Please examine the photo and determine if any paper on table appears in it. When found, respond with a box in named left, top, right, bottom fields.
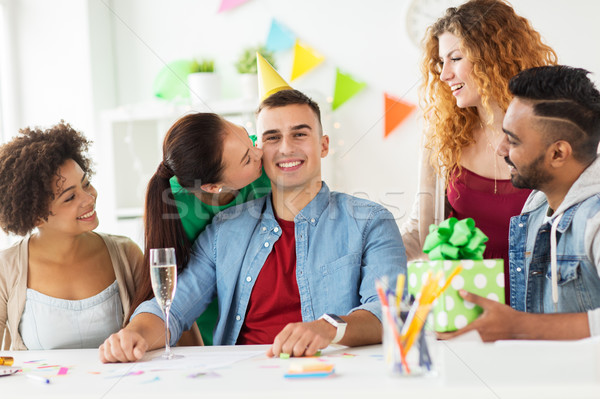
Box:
left=124, top=350, right=264, bottom=372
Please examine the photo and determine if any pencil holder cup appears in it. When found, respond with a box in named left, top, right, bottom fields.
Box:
left=381, top=304, right=434, bottom=377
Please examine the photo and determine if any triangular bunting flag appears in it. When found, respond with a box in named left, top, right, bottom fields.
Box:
left=218, top=0, right=250, bottom=12
left=384, top=93, right=416, bottom=138
left=332, top=69, right=367, bottom=111
left=257, top=53, right=292, bottom=101
left=265, top=19, right=296, bottom=52
left=290, top=40, right=325, bottom=81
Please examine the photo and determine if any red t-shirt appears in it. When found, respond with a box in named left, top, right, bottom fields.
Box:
left=447, top=167, right=531, bottom=304
left=236, top=216, right=302, bottom=345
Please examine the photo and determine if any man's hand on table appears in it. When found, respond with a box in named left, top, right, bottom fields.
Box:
left=266, top=319, right=334, bottom=358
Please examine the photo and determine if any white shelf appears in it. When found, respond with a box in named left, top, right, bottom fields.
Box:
left=103, top=97, right=258, bottom=123
left=98, top=99, right=259, bottom=234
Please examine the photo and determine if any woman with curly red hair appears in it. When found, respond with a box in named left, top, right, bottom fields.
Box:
left=400, top=0, right=557, bottom=301
left=0, top=122, right=143, bottom=350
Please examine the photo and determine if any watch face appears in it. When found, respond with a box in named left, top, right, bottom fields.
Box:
left=405, top=0, right=464, bottom=47
left=327, top=314, right=346, bottom=325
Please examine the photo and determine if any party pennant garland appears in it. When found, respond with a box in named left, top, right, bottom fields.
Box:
left=218, top=0, right=251, bottom=12
left=265, top=19, right=296, bottom=52
left=290, top=40, right=325, bottom=81
left=332, top=68, right=367, bottom=110
left=384, top=93, right=416, bottom=138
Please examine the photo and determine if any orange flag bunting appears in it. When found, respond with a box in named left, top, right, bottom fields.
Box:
left=290, top=40, right=325, bottom=81
left=384, top=93, right=416, bottom=138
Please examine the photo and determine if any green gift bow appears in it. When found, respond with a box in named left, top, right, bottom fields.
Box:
left=422, top=217, right=488, bottom=260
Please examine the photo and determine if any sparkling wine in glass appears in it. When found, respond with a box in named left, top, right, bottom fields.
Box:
left=149, top=247, right=182, bottom=360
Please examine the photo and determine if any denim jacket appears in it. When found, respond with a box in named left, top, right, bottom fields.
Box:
left=509, top=157, right=600, bottom=335
left=135, top=182, right=407, bottom=345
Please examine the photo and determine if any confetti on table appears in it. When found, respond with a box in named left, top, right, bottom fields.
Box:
left=279, top=353, right=290, bottom=359
left=57, top=367, right=69, bottom=375
left=187, top=371, right=220, bottom=378
left=342, top=353, right=356, bottom=358
left=142, top=376, right=160, bottom=384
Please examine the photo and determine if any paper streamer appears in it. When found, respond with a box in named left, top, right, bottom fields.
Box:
left=332, top=68, right=367, bottom=110
left=290, top=40, right=325, bottom=81
left=384, top=93, right=416, bottom=138
left=265, top=19, right=296, bottom=52
left=217, top=0, right=250, bottom=12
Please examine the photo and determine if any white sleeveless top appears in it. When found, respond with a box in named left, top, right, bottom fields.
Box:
left=18, top=280, right=123, bottom=349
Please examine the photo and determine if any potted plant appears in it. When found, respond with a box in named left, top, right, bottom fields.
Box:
left=235, top=46, right=276, bottom=99
left=187, top=58, right=220, bottom=105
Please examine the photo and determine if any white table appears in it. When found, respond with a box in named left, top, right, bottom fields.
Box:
left=1, top=340, right=599, bottom=398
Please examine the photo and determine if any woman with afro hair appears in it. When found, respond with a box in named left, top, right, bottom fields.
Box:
left=400, top=0, right=557, bottom=303
left=0, top=122, right=143, bottom=350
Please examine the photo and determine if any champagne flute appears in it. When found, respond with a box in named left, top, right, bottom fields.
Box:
left=149, top=247, right=182, bottom=360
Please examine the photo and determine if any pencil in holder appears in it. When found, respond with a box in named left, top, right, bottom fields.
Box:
left=381, top=302, right=434, bottom=376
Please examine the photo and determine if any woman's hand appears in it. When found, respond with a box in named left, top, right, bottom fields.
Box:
left=99, top=328, right=149, bottom=363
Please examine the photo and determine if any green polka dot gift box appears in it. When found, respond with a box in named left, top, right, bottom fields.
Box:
left=407, top=259, right=505, bottom=332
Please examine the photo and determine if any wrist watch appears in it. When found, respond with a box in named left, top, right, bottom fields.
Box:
left=319, top=313, right=347, bottom=344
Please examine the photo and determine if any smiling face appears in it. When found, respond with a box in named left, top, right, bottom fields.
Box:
left=218, top=120, right=263, bottom=190
left=257, top=104, right=329, bottom=192
left=38, top=159, right=99, bottom=235
left=438, top=32, right=480, bottom=109
left=499, top=98, right=553, bottom=190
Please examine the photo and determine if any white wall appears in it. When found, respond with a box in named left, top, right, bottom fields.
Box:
left=13, top=0, right=94, bottom=133
left=7, top=0, right=600, bottom=241
left=104, top=0, right=600, bottom=225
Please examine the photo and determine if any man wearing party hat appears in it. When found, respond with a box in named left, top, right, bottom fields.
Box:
left=100, top=55, right=406, bottom=362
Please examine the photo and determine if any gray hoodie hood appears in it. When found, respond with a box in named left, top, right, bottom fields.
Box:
left=521, top=155, right=600, bottom=217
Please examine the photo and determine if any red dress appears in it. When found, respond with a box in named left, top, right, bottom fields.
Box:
left=447, top=168, right=531, bottom=304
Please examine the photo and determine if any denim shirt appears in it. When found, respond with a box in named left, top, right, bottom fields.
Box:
left=135, top=182, right=407, bottom=345
left=509, top=163, right=600, bottom=315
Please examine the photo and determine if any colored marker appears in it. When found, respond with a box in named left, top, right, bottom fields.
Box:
left=26, top=374, right=50, bottom=384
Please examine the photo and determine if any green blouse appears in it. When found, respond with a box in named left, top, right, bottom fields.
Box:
left=169, top=170, right=271, bottom=345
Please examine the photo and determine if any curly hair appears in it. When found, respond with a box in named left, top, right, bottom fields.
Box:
left=420, top=0, right=557, bottom=184
left=0, top=121, right=94, bottom=236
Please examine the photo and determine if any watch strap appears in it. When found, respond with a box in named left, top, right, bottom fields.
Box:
left=319, top=313, right=347, bottom=344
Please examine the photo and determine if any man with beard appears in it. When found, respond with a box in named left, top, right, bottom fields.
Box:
left=439, top=65, right=600, bottom=341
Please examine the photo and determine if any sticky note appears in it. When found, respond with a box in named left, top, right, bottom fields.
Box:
left=288, top=362, right=334, bottom=374
left=284, top=371, right=334, bottom=379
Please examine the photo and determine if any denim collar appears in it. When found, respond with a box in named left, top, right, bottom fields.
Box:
left=262, top=182, right=330, bottom=228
